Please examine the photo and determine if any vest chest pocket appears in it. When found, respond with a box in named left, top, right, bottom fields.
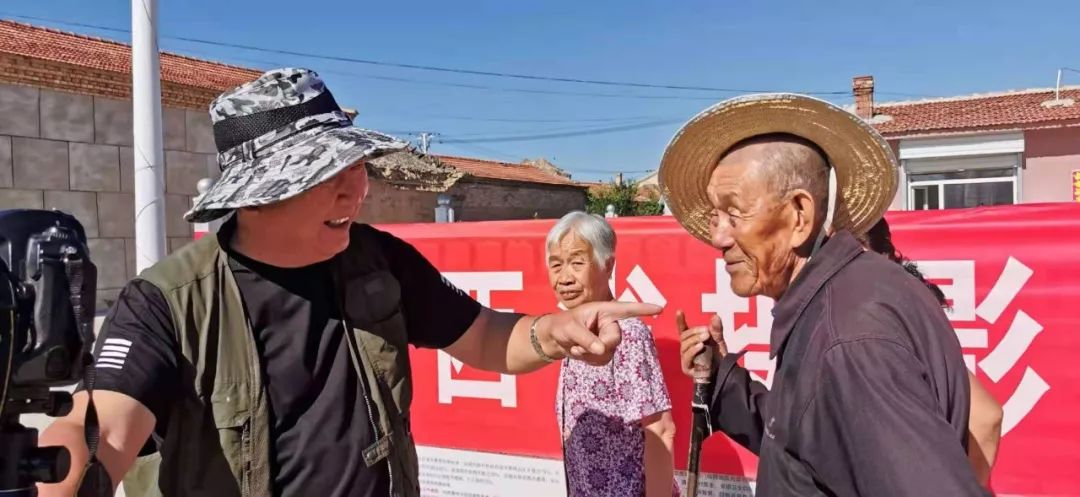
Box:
left=210, top=383, right=253, bottom=493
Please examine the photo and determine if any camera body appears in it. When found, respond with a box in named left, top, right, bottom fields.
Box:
left=0, top=209, right=98, bottom=495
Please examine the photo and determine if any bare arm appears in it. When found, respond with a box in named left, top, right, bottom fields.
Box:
left=387, top=229, right=663, bottom=371
left=642, top=411, right=676, bottom=497
left=966, top=371, right=1003, bottom=487
left=444, top=302, right=662, bottom=374
left=443, top=308, right=543, bottom=374
left=36, top=390, right=156, bottom=496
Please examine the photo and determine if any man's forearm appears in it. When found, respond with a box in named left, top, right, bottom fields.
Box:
left=445, top=309, right=564, bottom=375
left=447, top=302, right=651, bottom=374
left=36, top=390, right=155, bottom=496
left=37, top=418, right=92, bottom=496
left=496, top=311, right=561, bottom=374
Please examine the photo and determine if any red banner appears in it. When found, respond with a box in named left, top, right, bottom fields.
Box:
left=381, top=203, right=1080, bottom=497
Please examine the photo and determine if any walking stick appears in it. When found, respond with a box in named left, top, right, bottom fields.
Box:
left=678, top=312, right=715, bottom=497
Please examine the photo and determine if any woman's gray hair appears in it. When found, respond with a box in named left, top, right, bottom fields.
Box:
left=545, top=211, right=616, bottom=266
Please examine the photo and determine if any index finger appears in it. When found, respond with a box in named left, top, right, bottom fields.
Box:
left=562, top=321, right=607, bottom=355
left=597, top=301, right=663, bottom=320
left=675, top=310, right=689, bottom=332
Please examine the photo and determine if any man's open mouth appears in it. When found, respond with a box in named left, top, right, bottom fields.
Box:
left=324, top=217, right=351, bottom=228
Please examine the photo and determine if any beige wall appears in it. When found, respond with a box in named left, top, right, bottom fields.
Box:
left=1023, top=127, right=1080, bottom=203
left=885, top=128, right=1080, bottom=210
left=0, top=83, right=216, bottom=308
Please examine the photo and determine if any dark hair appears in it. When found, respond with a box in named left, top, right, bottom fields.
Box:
left=864, top=218, right=949, bottom=309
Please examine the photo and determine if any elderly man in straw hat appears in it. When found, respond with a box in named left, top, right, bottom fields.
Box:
left=37, top=67, right=660, bottom=497
left=664, top=94, right=990, bottom=497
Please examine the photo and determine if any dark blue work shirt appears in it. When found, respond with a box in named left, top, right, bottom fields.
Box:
left=708, top=232, right=989, bottom=497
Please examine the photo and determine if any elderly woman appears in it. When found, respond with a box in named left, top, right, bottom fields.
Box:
left=546, top=211, right=679, bottom=497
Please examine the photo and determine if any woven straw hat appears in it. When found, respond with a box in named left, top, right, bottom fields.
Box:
left=658, top=93, right=899, bottom=245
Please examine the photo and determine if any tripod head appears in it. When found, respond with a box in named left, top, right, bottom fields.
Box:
left=0, top=209, right=97, bottom=496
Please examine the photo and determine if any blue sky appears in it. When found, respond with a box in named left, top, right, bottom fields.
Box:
left=4, top=0, right=1079, bottom=181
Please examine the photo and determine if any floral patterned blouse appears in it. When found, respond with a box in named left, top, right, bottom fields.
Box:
left=555, top=317, right=680, bottom=497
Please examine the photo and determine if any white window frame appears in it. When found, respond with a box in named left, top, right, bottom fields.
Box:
left=907, top=175, right=1017, bottom=210
left=898, top=132, right=1025, bottom=210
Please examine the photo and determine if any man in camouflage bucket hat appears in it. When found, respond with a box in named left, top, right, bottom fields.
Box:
left=39, top=67, right=661, bottom=497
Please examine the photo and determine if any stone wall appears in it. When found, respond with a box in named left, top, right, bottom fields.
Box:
left=0, top=82, right=216, bottom=307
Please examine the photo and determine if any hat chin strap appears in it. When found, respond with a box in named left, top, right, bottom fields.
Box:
left=811, top=167, right=838, bottom=257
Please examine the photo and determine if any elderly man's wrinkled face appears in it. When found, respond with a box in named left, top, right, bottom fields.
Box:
left=547, top=232, right=612, bottom=310
left=707, top=143, right=814, bottom=299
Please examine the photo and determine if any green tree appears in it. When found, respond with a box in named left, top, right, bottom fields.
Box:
left=586, top=181, right=663, bottom=217
left=634, top=197, right=664, bottom=216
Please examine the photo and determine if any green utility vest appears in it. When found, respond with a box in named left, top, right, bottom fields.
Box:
left=120, top=223, right=420, bottom=497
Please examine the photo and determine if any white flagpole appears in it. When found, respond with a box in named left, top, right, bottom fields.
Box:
left=131, top=0, right=167, bottom=272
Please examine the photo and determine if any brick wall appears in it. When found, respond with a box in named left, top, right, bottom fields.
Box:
left=0, top=82, right=217, bottom=308
left=448, top=180, right=587, bottom=221
left=357, top=178, right=587, bottom=225
left=356, top=177, right=440, bottom=224
left=0, top=53, right=224, bottom=111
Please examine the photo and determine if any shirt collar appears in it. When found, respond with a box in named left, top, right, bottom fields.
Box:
left=768, top=231, right=864, bottom=359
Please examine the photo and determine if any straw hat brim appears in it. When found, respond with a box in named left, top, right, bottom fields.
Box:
left=658, top=93, right=899, bottom=246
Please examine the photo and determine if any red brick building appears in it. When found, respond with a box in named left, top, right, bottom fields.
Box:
left=432, top=154, right=586, bottom=221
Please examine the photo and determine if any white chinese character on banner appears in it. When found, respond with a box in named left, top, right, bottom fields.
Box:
left=609, top=262, right=667, bottom=307
left=915, top=261, right=987, bottom=371
left=436, top=272, right=522, bottom=408
left=701, top=259, right=777, bottom=388
left=698, top=256, right=1049, bottom=434
left=917, top=257, right=1048, bottom=435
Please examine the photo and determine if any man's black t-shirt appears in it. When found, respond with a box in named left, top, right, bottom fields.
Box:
left=85, top=225, right=482, bottom=497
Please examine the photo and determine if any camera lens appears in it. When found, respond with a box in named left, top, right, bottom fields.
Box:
left=48, top=391, right=74, bottom=418
left=21, top=445, right=71, bottom=484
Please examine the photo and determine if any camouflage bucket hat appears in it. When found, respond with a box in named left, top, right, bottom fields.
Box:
left=184, top=67, right=409, bottom=223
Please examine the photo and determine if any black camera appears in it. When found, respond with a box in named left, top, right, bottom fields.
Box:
left=0, top=209, right=98, bottom=496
